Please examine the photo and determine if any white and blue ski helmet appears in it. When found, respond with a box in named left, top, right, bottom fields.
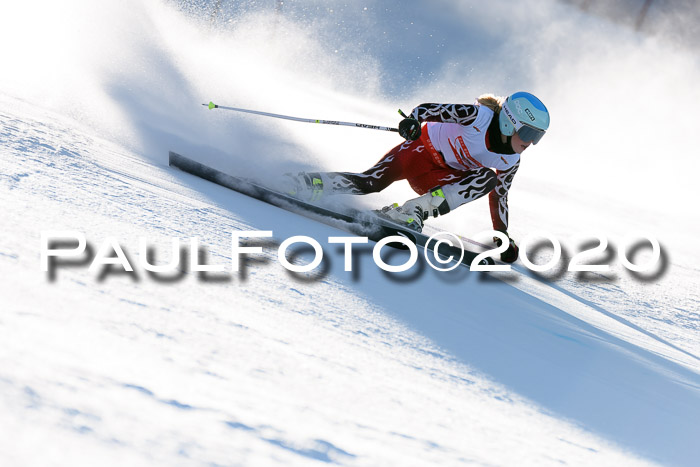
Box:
left=499, top=92, right=550, bottom=144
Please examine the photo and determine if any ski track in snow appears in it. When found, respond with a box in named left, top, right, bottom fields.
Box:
left=3, top=94, right=700, bottom=466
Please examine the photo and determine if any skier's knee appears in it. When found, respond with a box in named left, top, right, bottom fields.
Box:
left=442, top=168, right=498, bottom=206
left=483, top=169, right=498, bottom=192
left=352, top=174, right=388, bottom=194
left=359, top=182, right=385, bottom=194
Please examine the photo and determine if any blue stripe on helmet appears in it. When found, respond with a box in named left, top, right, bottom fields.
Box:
left=510, top=92, right=547, bottom=111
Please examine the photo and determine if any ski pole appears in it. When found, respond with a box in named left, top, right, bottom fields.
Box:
left=203, top=101, right=399, bottom=133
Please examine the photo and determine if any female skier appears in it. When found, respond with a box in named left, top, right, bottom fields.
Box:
left=285, top=92, right=550, bottom=263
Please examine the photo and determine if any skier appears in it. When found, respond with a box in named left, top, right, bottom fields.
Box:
left=284, top=92, right=550, bottom=263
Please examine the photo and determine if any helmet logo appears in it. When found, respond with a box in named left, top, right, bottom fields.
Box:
left=514, top=100, right=524, bottom=114
left=503, top=103, right=518, bottom=126
left=525, top=108, right=536, bottom=121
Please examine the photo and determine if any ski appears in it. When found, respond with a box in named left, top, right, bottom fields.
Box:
left=168, top=151, right=494, bottom=267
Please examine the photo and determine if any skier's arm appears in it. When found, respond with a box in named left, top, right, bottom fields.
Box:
left=410, top=103, right=479, bottom=126
left=488, top=160, right=520, bottom=233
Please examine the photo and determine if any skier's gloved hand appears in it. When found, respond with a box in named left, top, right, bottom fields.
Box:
left=398, top=118, right=421, bottom=141
left=494, top=233, right=519, bottom=263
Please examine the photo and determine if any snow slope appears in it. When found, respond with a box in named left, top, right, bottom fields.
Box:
left=2, top=0, right=700, bottom=465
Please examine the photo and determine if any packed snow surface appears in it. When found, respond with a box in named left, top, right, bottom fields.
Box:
left=1, top=1, right=699, bottom=465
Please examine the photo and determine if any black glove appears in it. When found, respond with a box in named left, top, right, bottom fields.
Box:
left=494, top=233, right=519, bottom=264
left=398, top=118, right=421, bottom=141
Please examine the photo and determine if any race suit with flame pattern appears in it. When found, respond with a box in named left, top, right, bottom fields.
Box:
left=319, top=102, right=520, bottom=232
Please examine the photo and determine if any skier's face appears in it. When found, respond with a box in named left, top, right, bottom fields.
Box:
left=511, top=132, right=532, bottom=154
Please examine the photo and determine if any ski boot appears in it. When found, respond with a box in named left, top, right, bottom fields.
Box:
left=281, top=172, right=325, bottom=202
left=378, top=186, right=450, bottom=232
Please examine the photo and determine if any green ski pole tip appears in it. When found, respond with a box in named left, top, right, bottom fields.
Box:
left=208, top=101, right=216, bottom=110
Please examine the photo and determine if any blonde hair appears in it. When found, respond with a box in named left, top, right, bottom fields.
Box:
left=476, top=94, right=505, bottom=114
